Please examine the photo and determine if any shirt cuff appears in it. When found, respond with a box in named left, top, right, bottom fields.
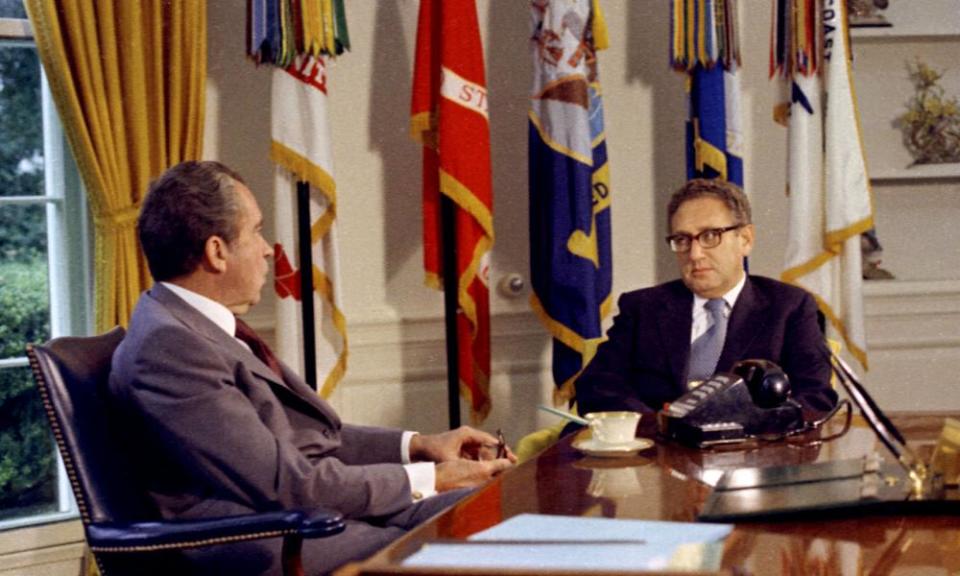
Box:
left=401, top=430, right=417, bottom=464
left=404, top=462, right=437, bottom=501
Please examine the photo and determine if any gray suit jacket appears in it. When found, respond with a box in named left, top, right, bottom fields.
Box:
left=109, top=284, right=413, bottom=522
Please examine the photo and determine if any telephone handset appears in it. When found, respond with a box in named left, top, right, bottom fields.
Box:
left=734, top=358, right=793, bottom=408
left=658, top=359, right=806, bottom=447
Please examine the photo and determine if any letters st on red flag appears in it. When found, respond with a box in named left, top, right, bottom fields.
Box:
left=410, top=0, right=494, bottom=422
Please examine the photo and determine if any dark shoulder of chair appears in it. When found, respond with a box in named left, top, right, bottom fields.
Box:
left=27, top=327, right=344, bottom=576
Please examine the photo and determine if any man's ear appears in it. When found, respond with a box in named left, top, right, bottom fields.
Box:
left=739, top=224, right=755, bottom=257
left=203, top=235, right=229, bottom=273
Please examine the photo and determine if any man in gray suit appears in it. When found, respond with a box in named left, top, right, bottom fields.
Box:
left=110, top=161, right=514, bottom=575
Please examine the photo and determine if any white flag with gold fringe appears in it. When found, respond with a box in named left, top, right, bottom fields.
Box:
left=271, top=54, right=347, bottom=398
left=780, top=0, right=874, bottom=372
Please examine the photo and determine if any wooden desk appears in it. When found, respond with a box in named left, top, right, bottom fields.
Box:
left=344, top=413, right=960, bottom=575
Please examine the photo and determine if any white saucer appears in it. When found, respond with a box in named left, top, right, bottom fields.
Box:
left=572, top=437, right=654, bottom=458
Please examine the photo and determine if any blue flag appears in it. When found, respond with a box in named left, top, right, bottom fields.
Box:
left=529, top=0, right=612, bottom=405
left=686, top=64, right=744, bottom=186
left=671, top=0, right=744, bottom=185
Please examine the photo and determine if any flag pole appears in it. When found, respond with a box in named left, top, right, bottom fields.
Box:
left=440, top=194, right=461, bottom=429
left=297, top=180, right=318, bottom=390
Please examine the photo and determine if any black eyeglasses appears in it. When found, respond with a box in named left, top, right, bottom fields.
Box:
left=666, top=224, right=744, bottom=253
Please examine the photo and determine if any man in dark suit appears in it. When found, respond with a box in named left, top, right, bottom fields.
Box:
left=110, top=161, right=514, bottom=575
left=576, top=178, right=837, bottom=418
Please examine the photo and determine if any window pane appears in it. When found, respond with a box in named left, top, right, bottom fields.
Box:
left=0, top=364, right=59, bottom=522
left=0, top=203, right=50, bottom=358
left=0, top=202, right=47, bottom=264
left=0, top=43, right=43, bottom=198
left=0, top=202, right=53, bottom=521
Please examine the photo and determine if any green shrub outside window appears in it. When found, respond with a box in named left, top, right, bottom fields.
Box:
left=0, top=4, right=60, bottom=522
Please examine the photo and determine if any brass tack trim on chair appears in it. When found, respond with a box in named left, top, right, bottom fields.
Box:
left=26, top=344, right=93, bottom=524
left=88, top=529, right=300, bottom=553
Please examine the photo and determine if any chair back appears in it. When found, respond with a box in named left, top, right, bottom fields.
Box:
left=27, top=327, right=154, bottom=525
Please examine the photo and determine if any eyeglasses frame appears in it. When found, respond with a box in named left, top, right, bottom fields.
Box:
left=665, top=224, right=745, bottom=253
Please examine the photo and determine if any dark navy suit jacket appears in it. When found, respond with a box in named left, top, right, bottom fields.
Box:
left=575, top=276, right=837, bottom=417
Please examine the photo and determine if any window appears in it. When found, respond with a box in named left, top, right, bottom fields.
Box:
left=0, top=4, right=92, bottom=530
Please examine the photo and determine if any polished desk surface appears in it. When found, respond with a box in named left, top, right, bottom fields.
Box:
left=343, top=413, right=960, bottom=575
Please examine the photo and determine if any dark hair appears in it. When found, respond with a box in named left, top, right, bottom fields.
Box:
left=138, top=161, right=246, bottom=281
left=666, top=178, right=752, bottom=230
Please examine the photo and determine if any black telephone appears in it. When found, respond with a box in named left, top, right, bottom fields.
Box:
left=658, top=359, right=806, bottom=447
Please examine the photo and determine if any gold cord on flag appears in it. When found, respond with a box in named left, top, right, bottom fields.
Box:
left=248, top=0, right=350, bottom=65
left=770, top=0, right=823, bottom=78
left=671, top=0, right=740, bottom=71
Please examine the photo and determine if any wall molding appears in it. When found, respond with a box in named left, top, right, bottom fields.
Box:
left=864, top=279, right=960, bottom=350
left=342, top=310, right=550, bottom=388
left=258, top=280, right=960, bottom=381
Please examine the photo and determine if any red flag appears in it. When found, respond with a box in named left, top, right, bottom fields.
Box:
left=410, top=0, right=493, bottom=423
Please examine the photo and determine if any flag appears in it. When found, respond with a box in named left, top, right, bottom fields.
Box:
left=249, top=1, right=351, bottom=397
left=528, top=0, right=612, bottom=405
left=270, top=54, right=348, bottom=398
left=777, top=0, right=874, bottom=371
left=671, top=0, right=744, bottom=186
left=410, top=0, right=494, bottom=423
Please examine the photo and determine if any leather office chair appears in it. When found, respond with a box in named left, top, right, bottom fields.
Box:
left=27, top=327, right=345, bottom=576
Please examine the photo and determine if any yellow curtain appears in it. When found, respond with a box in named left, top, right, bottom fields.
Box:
left=25, top=0, right=206, bottom=331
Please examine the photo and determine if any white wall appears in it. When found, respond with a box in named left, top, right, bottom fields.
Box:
left=202, top=1, right=960, bottom=443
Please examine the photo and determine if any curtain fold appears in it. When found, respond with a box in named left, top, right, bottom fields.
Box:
left=26, top=0, right=207, bottom=331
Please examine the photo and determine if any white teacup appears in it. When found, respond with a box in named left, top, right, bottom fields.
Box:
left=584, top=411, right=641, bottom=445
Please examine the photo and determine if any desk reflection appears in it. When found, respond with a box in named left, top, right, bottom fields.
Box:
left=344, top=412, right=960, bottom=576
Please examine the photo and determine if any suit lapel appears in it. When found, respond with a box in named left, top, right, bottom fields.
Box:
left=148, top=284, right=337, bottom=422
left=150, top=285, right=283, bottom=384
left=658, top=283, right=694, bottom=393
left=719, top=277, right=768, bottom=369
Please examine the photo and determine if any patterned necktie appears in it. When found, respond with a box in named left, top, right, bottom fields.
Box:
left=235, top=318, right=284, bottom=378
left=687, top=298, right=729, bottom=382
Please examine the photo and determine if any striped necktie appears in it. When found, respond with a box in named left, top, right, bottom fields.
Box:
left=687, top=298, right=728, bottom=382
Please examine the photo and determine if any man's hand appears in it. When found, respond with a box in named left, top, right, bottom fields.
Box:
left=410, top=426, right=517, bottom=464
left=435, top=458, right=513, bottom=492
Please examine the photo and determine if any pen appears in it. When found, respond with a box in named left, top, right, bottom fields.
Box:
left=496, top=428, right=506, bottom=459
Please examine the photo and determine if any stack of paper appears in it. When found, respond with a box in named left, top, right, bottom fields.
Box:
left=402, top=514, right=733, bottom=572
